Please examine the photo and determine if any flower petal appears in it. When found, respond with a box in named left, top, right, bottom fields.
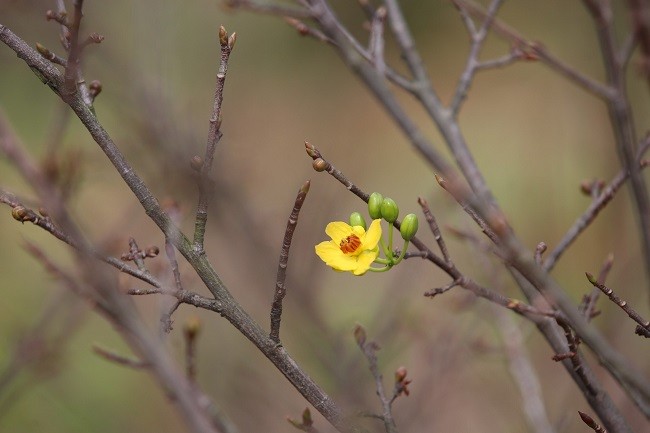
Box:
left=353, top=248, right=379, bottom=275
left=361, top=219, right=382, bottom=250
left=325, top=221, right=353, bottom=243
left=315, top=241, right=357, bottom=271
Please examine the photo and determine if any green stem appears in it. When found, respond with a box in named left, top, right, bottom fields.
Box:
left=374, top=256, right=391, bottom=265
left=392, top=240, right=410, bottom=265
left=387, top=222, right=395, bottom=260
left=367, top=265, right=392, bottom=272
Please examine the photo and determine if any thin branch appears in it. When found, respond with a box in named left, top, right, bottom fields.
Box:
left=92, top=344, right=150, bottom=369
left=581, top=254, right=614, bottom=321
left=434, top=174, right=500, bottom=245
left=166, top=238, right=184, bottom=292
left=368, top=7, right=387, bottom=75
left=284, top=17, right=334, bottom=44
left=450, top=0, right=505, bottom=117
left=475, top=48, right=524, bottom=71
left=225, top=0, right=313, bottom=19
left=304, top=0, right=455, bottom=174
left=62, top=0, right=83, bottom=97
left=417, top=197, right=451, bottom=263
left=582, top=0, right=650, bottom=294
left=553, top=318, right=598, bottom=396
left=270, top=180, right=310, bottom=343
left=353, top=325, right=398, bottom=433
left=585, top=272, right=650, bottom=335
left=456, top=0, right=615, bottom=101
left=626, top=0, right=650, bottom=89
left=544, top=139, right=650, bottom=271
left=494, top=307, right=555, bottom=433
left=424, top=279, right=460, bottom=297
left=193, top=26, right=235, bottom=255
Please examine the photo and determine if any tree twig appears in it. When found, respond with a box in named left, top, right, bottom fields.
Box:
left=353, top=325, right=398, bottom=433
left=585, top=272, right=650, bottom=335
left=270, top=180, right=310, bottom=343
left=193, top=26, right=235, bottom=255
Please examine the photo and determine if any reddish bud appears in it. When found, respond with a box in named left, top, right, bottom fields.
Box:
left=353, top=324, right=367, bottom=347
left=89, top=80, right=102, bottom=98
left=145, top=246, right=160, bottom=258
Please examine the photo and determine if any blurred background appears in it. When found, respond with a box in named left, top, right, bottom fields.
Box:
left=1, top=1, right=649, bottom=432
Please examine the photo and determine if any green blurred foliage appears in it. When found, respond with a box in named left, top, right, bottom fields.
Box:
left=1, top=1, right=649, bottom=432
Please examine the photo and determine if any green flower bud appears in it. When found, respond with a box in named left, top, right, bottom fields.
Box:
left=349, top=212, right=367, bottom=230
left=380, top=197, right=399, bottom=223
left=368, top=192, right=384, bottom=219
left=400, top=213, right=419, bottom=241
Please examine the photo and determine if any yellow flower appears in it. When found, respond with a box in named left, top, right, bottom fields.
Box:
left=315, top=219, right=382, bottom=275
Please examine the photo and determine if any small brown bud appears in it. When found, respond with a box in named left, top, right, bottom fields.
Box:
left=36, top=43, right=48, bottom=56
left=38, top=207, right=49, bottom=217
left=304, top=141, right=320, bottom=159
left=394, top=365, right=412, bottom=397
left=228, top=32, right=237, bottom=50
left=184, top=316, right=202, bottom=340
left=190, top=155, right=203, bottom=171
left=145, top=246, right=160, bottom=258
left=11, top=206, right=29, bottom=222
left=312, top=158, right=328, bottom=172
left=218, top=26, right=228, bottom=47
left=89, top=80, right=102, bottom=98
left=353, top=324, right=367, bottom=347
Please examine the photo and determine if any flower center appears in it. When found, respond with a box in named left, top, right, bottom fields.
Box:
left=339, top=234, right=361, bottom=254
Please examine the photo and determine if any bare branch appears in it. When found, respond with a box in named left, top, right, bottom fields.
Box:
left=450, top=0, right=506, bottom=117
left=585, top=272, right=650, bottom=335
left=353, top=325, right=398, bottom=433
left=93, top=345, right=150, bottom=369
left=270, top=180, right=310, bottom=343
left=193, top=26, right=235, bottom=255
left=544, top=138, right=650, bottom=271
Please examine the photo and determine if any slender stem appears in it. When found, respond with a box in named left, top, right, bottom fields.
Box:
left=450, top=0, right=505, bottom=117
left=270, top=180, right=310, bottom=343
left=193, top=26, right=233, bottom=255
left=586, top=272, right=650, bottom=333
left=583, top=0, right=650, bottom=294
left=417, top=197, right=451, bottom=263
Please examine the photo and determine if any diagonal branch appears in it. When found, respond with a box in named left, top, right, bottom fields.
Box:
left=1, top=22, right=353, bottom=433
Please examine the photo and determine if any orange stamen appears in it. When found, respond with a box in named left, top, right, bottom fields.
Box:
left=340, top=234, right=361, bottom=254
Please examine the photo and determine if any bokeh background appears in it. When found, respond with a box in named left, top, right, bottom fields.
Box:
left=1, top=1, right=649, bottom=432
